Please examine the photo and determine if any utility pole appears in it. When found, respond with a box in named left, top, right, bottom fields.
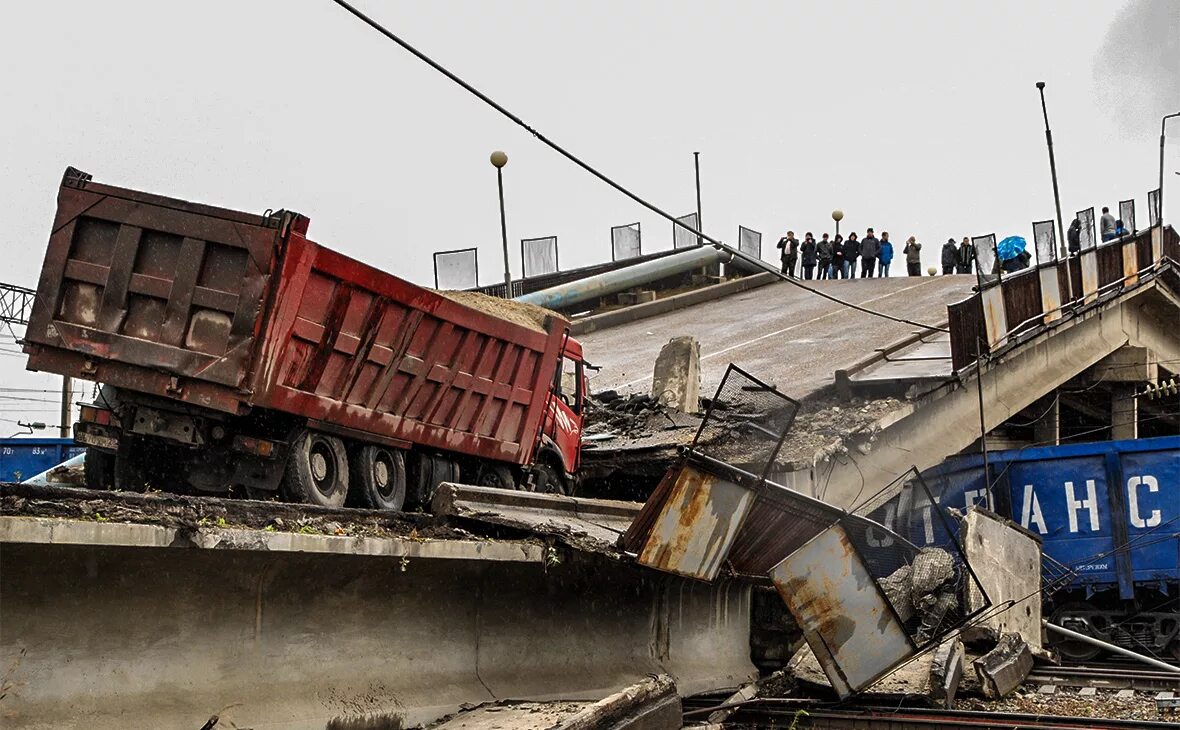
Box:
left=1036, top=82, right=1066, bottom=258
left=689, top=153, right=698, bottom=246
left=0, top=281, right=70, bottom=437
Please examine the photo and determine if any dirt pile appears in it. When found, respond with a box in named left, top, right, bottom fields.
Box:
left=437, top=290, right=563, bottom=333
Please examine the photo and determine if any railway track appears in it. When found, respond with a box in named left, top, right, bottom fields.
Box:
left=1028, top=664, right=1180, bottom=692
left=709, top=704, right=1180, bottom=729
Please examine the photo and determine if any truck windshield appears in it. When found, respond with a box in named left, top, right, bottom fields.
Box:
left=556, top=357, right=582, bottom=413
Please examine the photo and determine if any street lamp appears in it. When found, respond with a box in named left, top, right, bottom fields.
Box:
left=1035, top=82, right=1066, bottom=258
left=1160, top=112, right=1180, bottom=227
left=832, top=209, right=844, bottom=239
left=490, top=150, right=511, bottom=296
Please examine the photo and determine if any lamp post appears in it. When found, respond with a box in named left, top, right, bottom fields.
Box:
left=1160, top=112, right=1180, bottom=227
left=1035, top=82, right=1066, bottom=258
left=832, top=209, right=844, bottom=240
left=490, top=150, right=511, bottom=296
left=693, top=152, right=703, bottom=246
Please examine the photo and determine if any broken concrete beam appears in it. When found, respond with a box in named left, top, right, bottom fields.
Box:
left=929, top=638, right=965, bottom=709
left=651, top=335, right=700, bottom=412
left=973, top=633, right=1034, bottom=699
left=561, top=675, right=681, bottom=730
left=962, top=508, right=1044, bottom=652
left=617, top=290, right=657, bottom=306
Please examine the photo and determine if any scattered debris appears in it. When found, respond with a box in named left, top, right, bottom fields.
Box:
left=929, top=638, right=966, bottom=709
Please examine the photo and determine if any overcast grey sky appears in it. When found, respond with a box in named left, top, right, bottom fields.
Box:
left=2, top=0, right=1177, bottom=433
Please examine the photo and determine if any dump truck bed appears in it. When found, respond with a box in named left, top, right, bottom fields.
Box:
left=24, top=170, right=568, bottom=465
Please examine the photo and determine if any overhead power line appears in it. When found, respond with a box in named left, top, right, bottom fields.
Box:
left=327, top=0, right=949, bottom=334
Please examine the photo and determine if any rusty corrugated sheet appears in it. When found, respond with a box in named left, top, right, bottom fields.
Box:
left=1000, top=268, right=1041, bottom=336
left=1096, top=242, right=1122, bottom=288
left=726, top=482, right=843, bottom=576
left=633, top=461, right=757, bottom=581
left=946, top=296, right=984, bottom=371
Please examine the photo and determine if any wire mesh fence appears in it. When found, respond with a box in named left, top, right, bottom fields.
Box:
left=1119, top=199, right=1136, bottom=233
left=521, top=236, right=558, bottom=278
left=738, top=225, right=762, bottom=260
left=673, top=212, right=700, bottom=249
left=1148, top=188, right=1160, bottom=227
left=688, top=364, right=799, bottom=482
left=1077, top=207, right=1096, bottom=250
left=846, top=469, right=991, bottom=649
left=611, top=222, right=642, bottom=261
left=1032, top=220, right=1056, bottom=264
left=433, top=247, right=479, bottom=289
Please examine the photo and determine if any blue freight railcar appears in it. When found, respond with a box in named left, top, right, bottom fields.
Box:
left=0, top=438, right=85, bottom=483
left=914, top=436, right=1178, bottom=661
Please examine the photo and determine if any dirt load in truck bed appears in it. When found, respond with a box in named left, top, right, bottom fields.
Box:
left=437, top=290, right=563, bottom=333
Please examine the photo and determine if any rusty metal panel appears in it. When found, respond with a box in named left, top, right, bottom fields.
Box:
left=980, top=286, right=1008, bottom=350
left=1122, top=240, right=1140, bottom=287
left=770, top=523, right=914, bottom=696
left=1079, top=249, right=1099, bottom=304
left=1038, top=265, right=1062, bottom=323
left=947, top=295, right=984, bottom=371
left=1000, top=269, right=1041, bottom=336
left=634, top=461, right=757, bottom=581
left=1096, top=242, right=1122, bottom=288
left=24, top=169, right=284, bottom=404
left=726, top=481, right=843, bottom=576
left=252, top=234, right=566, bottom=465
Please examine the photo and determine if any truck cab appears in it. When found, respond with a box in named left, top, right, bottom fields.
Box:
left=538, top=335, right=585, bottom=491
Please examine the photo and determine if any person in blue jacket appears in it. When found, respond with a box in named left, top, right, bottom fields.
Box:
left=878, top=231, right=895, bottom=277
left=1114, top=219, right=1129, bottom=238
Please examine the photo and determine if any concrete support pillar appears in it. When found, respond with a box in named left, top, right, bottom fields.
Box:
left=652, top=336, right=701, bottom=413
left=1032, top=395, right=1060, bottom=446
left=1111, top=383, right=1138, bottom=440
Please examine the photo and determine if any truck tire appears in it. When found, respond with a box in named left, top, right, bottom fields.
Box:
left=407, top=453, right=459, bottom=508
left=530, top=461, right=569, bottom=496
left=351, top=445, right=407, bottom=511
left=84, top=450, right=115, bottom=490
left=477, top=463, right=517, bottom=491
left=281, top=431, right=350, bottom=508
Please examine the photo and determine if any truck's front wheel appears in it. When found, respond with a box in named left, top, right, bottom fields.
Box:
left=282, top=431, right=350, bottom=508
left=351, top=445, right=406, bottom=511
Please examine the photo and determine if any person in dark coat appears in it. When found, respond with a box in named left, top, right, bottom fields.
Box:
left=776, top=230, right=799, bottom=277
left=904, top=236, right=922, bottom=277
left=1067, top=218, right=1081, bottom=256
left=956, top=236, right=974, bottom=274
left=844, top=232, right=860, bottom=279
left=817, top=234, right=833, bottom=280
left=941, top=238, right=958, bottom=274
left=1001, top=249, right=1032, bottom=273
left=801, top=232, right=818, bottom=280
left=832, top=235, right=846, bottom=279
left=859, top=228, right=879, bottom=278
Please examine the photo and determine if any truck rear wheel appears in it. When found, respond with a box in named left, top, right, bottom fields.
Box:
left=352, top=445, right=407, bottom=511
left=84, top=450, right=115, bottom=490
left=282, top=431, right=349, bottom=508
left=477, top=464, right=517, bottom=491
left=407, top=453, right=459, bottom=508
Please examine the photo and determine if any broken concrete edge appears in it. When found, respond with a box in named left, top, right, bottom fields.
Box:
left=561, top=674, right=679, bottom=730
left=570, top=272, right=776, bottom=335
left=0, top=515, right=547, bottom=563
left=433, top=482, right=642, bottom=519
left=834, top=324, right=949, bottom=401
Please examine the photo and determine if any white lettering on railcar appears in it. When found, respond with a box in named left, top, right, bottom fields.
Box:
left=1065, top=479, right=1100, bottom=533
left=1127, top=475, right=1162, bottom=529
left=1020, top=484, right=1048, bottom=535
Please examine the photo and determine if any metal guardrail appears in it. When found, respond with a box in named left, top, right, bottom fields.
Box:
left=948, top=225, right=1179, bottom=371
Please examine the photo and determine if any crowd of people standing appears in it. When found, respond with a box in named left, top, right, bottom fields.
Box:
left=775, top=230, right=977, bottom=279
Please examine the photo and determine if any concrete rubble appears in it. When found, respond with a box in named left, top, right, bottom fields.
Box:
left=974, top=633, right=1036, bottom=699
left=651, top=336, right=701, bottom=413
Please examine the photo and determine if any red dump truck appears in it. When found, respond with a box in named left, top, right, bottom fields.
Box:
left=23, top=168, right=587, bottom=509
